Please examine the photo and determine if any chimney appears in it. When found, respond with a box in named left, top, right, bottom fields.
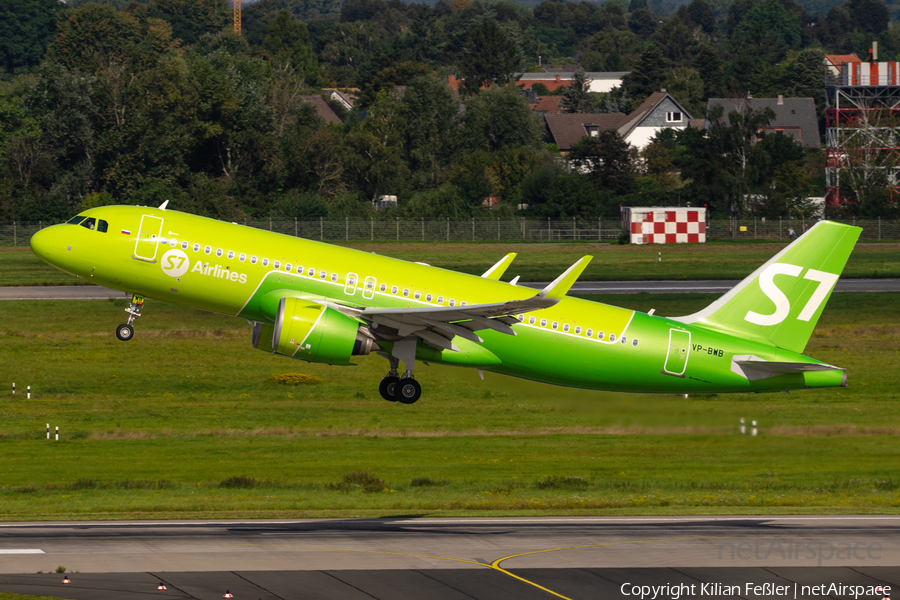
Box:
left=777, top=94, right=784, bottom=105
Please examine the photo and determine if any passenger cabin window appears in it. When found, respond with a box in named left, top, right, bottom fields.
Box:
left=251, top=256, right=258, bottom=265
left=285, top=263, right=292, bottom=272
left=437, top=296, right=444, bottom=305
left=169, top=238, right=176, bottom=247
left=517, top=315, right=524, bottom=322
left=574, top=326, right=581, bottom=334
left=529, top=317, right=536, bottom=325
left=552, top=321, right=558, bottom=330
left=227, top=251, right=235, bottom=260
left=563, top=324, right=570, bottom=332
left=461, top=301, right=467, bottom=307
left=204, top=246, right=212, bottom=255
left=540, top=319, right=547, bottom=327
left=609, top=333, right=616, bottom=342
left=308, top=268, right=315, bottom=277
left=296, top=265, right=303, bottom=274
left=181, top=241, right=189, bottom=250
left=262, top=258, right=269, bottom=267
left=273, top=261, right=281, bottom=270
left=620, top=336, right=627, bottom=344
left=239, top=254, right=246, bottom=262
left=414, top=291, right=421, bottom=300
left=597, top=331, right=604, bottom=339
left=216, top=249, right=223, bottom=257
left=586, top=328, right=593, bottom=337
left=448, top=299, right=455, bottom=307
left=391, top=286, right=398, bottom=294
left=426, top=293, right=432, bottom=302
left=380, top=284, right=387, bottom=292
left=80, top=217, right=96, bottom=230
left=331, top=273, right=338, bottom=282
left=193, top=244, right=200, bottom=252
left=403, top=289, right=409, bottom=297
left=320, top=271, right=326, bottom=279
left=97, top=220, right=109, bottom=233
left=632, top=339, right=639, bottom=347
left=67, top=215, right=86, bottom=225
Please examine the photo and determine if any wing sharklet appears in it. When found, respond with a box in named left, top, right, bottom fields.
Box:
left=481, top=253, right=517, bottom=280
left=538, top=256, right=593, bottom=300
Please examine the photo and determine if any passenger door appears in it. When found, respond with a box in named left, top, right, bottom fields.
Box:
left=134, top=215, right=164, bottom=262
left=663, top=329, right=691, bottom=377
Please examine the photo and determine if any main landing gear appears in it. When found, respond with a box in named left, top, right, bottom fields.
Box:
left=116, top=294, right=144, bottom=341
left=378, top=352, right=422, bottom=404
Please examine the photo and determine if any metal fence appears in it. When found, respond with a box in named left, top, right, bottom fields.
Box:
left=2, top=217, right=898, bottom=246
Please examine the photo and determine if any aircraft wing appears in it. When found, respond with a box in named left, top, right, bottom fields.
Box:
left=481, top=253, right=517, bottom=280
left=353, top=256, right=592, bottom=351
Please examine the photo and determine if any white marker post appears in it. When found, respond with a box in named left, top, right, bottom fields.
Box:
left=740, top=418, right=746, bottom=435
left=751, top=420, right=758, bottom=436
left=46, top=424, right=50, bottom=440
left=55, top=426, right=59, bottom=442
left=26, top=386, right=30, bottom=400
left=12, top=383, right=15, bottom=395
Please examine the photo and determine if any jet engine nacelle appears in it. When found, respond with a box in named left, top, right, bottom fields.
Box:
left=252, top=298, right=375, bottom=365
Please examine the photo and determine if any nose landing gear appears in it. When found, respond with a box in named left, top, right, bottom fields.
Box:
left=116, top=294, right=144, bottom=341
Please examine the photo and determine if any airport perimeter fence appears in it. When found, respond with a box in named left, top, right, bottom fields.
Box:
left=2, top=217, right=899, bottom=246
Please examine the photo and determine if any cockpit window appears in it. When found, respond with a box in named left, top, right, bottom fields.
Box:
left=97, top=220, right=109, bottom=233
left=67, top=215, right=85, bottom=225
left=79, top=217, right=96, bottom=230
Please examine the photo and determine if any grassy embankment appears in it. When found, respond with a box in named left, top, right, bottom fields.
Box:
left=3, top=241, right=899, bottom=286
left=0, top=293, right=897, bottom=519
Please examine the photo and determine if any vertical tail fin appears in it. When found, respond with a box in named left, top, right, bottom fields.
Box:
left=672, top=221, right=861, bottom=354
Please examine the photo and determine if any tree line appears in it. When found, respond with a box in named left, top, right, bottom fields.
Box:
left=0, top=0, right=897, bottom=223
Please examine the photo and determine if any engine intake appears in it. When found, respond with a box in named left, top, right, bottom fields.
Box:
left=252, top=298, right=374, bottom=365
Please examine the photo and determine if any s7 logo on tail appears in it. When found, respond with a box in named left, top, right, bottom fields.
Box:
left=744, top=264, right=839, bottom=326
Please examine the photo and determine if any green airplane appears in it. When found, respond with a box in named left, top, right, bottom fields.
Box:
left=30, top=204, right=861, bottom=404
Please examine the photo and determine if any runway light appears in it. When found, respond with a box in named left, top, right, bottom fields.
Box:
left=223, top=591, right=233, bottom=598
left=157, top=582, right=167, bottom=590
left=61, top=576, right=71, bottom=584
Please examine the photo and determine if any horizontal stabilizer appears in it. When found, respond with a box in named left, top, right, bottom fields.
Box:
left=731, top=355, right=842, bottom=381
left=538, top=256, right=592, bottom=300
left=482, top=253, right=517, bottom=280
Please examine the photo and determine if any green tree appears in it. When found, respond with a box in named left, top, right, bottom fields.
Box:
left=560, top=71, right=595, bottom=114
left=459, top=85, right=542, bottom=153
left=457, top=19, right=522, bottom=95
left=0, top=0, right=61, bottom=74
left=400, top=74, right=461, bottom=187
left=568, top=130, right=635, bottom=195
left=262, top=10, right=321, bottom=86
left=730, top=0, right=801, bottom=62
left=622, top=44, right=665, bottom=103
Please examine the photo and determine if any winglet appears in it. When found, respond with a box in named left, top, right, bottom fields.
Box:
left=482, top=253, right=517, bottom=280
left=538, top=256, right=592, bottom=300
left=158, top=200, right=169, bottom=210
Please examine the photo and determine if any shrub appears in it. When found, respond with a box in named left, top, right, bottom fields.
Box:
left=266, top=373, right=324, bottom=385
left=328, top=471, right=387, bottom=493
left=219, top=476, right=259, bottom=489
left=536, top=475, right=590, bottom=490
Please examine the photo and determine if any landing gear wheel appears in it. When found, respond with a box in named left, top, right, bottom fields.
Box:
left=116, top=323, right=134, bottom=341
left=396, top=378, right=421, bottom=404
left=379, top=376, right=400, bottom=402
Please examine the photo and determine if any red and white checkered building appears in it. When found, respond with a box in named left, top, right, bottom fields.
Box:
left=621, top=207, right=707, bottom=244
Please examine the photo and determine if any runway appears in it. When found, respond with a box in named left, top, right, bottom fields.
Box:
left=0, top=516, right=897, bottom=599
left=2, top=279, right=899, bottom=300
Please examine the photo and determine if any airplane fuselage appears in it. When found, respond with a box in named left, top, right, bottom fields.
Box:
left=30, top=206, right=845, bottom=395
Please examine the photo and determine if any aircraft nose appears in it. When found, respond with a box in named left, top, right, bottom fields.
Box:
left=30, top=226, right=59, bottom=264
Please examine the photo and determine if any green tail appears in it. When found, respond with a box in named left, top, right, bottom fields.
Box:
left=673, top=221, right=861, bottom=354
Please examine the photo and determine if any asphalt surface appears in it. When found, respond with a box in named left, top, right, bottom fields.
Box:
left=2, top=279, right=899, bottom=300
left=0, top=516, right=897, bottom=600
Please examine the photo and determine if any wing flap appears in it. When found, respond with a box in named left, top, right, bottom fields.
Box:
left=731, top=355, right=843, bottom=381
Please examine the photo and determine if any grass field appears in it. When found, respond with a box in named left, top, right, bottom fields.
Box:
left=3, top=240, right=900, bottom=286
left=0, top=292, right=898, bottom=519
